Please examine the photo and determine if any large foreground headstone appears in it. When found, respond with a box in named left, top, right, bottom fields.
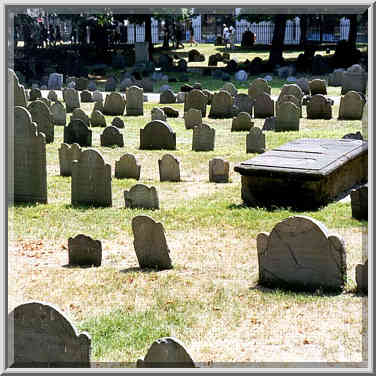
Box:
left=209, top=158, right=229, bottom=183
left=11, top=301, right=91, bottom=367
left=338, top=91, right=365, bottom=120
left=68, top=234, right=102, bottom=267
left=124, top=184, right=159, bottom=210
left=100, top=126, right=124, bottom=147
left=192, top=123, right=215, bottom=151
left=71, top=149, right=112, bottom=207
left=13, top=106, right=47, bottom=204
left=158, top=154, right=180, bottom=182
left=27, top=100, right=54, bottom=143
left=140, top=120, right=176, bottom=150
left=64, top=119, right=92, bottom=147
left=115, top=153, right=141, bottom=180
left=132, top=215, right=172, bottom=270
left=257, top=216, right=347, bottom=292
left=103, top=92, right=126, bottom=116
left=58, top=143, right=82, bottom=177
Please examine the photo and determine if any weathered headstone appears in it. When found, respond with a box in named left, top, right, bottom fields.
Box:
left=140, top=120, right=176, bottom=150
left=279, top=84, right=303, bottom=103
left=328, top=68, right=345, bottom=87
left=257, top=216, right=346, bottom=291
left=209, top=91, right=234, bottom=119
left=184, top=89, right=208, bottom=118
left=58, top=143, right=82, bottom=177
left=47, top=90, right=58, bottom=102
left=222, top=82, right=237, bottom=97
left=132, top=215, right=172, bottom=269
left=350, top=184, right=368, bottom=220
left=90, top=110, right=106, bottom=127
left=93, top=99, right=104, bottom=113
left=356, top=260, right=368, bottom=293
left=103, top=92, right=126, bottom=116
left=275, top=101, right=300, bottom=131
left=39, top=97, right=52, bottom=109
left=50, top=101, right=67, bottom=126
left=338, top=91, right=365, bottom=120
left=253, top=93, right=274, bottom=118
left=248, top=78, right=271, bottom=101
left=158, top=154, right=180, bottom=182
left=309, top=79, right=327, bottom=95
left=246, top=127, right=265, bottom=153
left=234, top=93, right=253, bottom=115
left=151, top=107, right=167, bottom=122
left=80, top=90, right=93, bottom=103
left=92, top=90, right=103, bottom=102
left=9, top=69, right=27, bottom=108
left=209, top=158, right=229, bottom=183
left=68, top=234, right=102, bottom=267
left=276, top=94, right=302, bottom=118
left=63, top=88, right=81, bottom=113
left=100, top=126, right=124, bottom=147
left=124, top=185, right=159, bottom=210
left=160, top=89, right=176, bottom=104
left=192, top=123, right=215, bottom=152
left=29, top=88, right=42, bottom=101
left=126, top=86, right=144, bottom=116
left=112, top=116, right=125, bottom=129
left=64, top=119, right=92, bottom=147
left=71, top=108, right=90, bottom=127
left=71, top=149, right=112, bottom=207
left=115, top=153, right=141, bottom=180
left=231, top=112, right=254, bottom=132
left=184, top=108, right=202, bottom=130
left=27, top=100, right=54, bottom=143
left=202, top=89, right=213, bottom=105
left=341, top=64, right=367, bottom=95
left=295, top=77, right=310, bottom=95
left=306, top=94, right=332, bottom=120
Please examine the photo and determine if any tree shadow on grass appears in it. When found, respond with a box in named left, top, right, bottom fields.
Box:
left=119, top=266, right=169, bottom=274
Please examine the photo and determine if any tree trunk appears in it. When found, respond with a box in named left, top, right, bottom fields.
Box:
left=269, top=15, right=287, bottom=66
left=144, top=17, right=154, bottom=61
left=299, top=15, right=308, bottom=48
left=348, top=14, right=358, bottom=50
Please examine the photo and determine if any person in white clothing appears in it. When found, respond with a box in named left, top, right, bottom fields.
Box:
left=223, top=24, right=229, bottom=46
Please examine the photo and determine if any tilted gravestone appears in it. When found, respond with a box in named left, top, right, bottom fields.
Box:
left=137, top=337, right=195, bottom=368
left=64, top=119, right=92, bottom=147
left=63, top=88, right=81, bottom=113
left=341, top=64, right=367, bottom=95
left=10, top=301, right=91, bottom=367
left=47, top=90, right=58, bottom=102
left=209, top=158, right=229, bottom=183
left=140, top=120, right=176, bottom=150
left=184, top=108, right=202, bottom=130
left=13, top=106, right=47, bottom=204
left=29, top=88, right=42, bottom=101
left=100, top=126, right=124, bottom=147
left=9, top=69, right=27, bottom=108
left=234, top=93, right=253, bottom=115
left=276, top=94, right=302, bottom=118
left=71, top=108, right=90, bottom=127
left=246, top=127, right=265, bottom=153
left=253, top=93, right=274, bottom=118
left=27, top=100, right=54, bottom=143
left=350, top=184, right=368, bottom=220
left=209, top=91, right=234, bottom=119
left=222, top=82, right=237, bottom=97
left=275, top=101, right=300, bottom=131
left=160, top=89, right=177, bottom=104
left=184, top=89, right=208, bottom=118
left=192, top=123, right=215, bottom=152
left=71, top=149, right=112, bottom=207
left=356, top=259, right=368, bottom=293
left=124, top=184, right=159, bottom=210
left=151, top=107, right=167, bottom=122
left=68, top=234, right=102, bottom=267
left=115, top=153, right=141, bottom=180
left=309, top=79, right=327, bottom=95
left=50, top=101, right=66, bottom=126
left=306, top=94, right=332, bottom=120
left=126, top=86, right=144, bottom=116
left=132, top=215, right=172, bottom=270
left=80, top=90, right=93, bottom=103
left=231, top=112, right=254, bottom=132
left=158, top=154, right=180, bottom=182
left=90, top=110, right=106, bottom=127
left=248, top=78, right=271, bottom=101
left=112, top=116, right=125, bottom=129
left=338, top=91, right=365, bottom=120
left=58, top=143, right=82, bottom=177
left=257, top=216, right=347, bottom=292
left=103, top=92, right=126, bottom=116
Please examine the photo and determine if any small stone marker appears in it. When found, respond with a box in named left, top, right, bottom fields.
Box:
left=100, top=126, right=124, bottom=147
left=103, top=92, right=126, bottom=116
left=126, top=86, right=144, bottom=116
left=50, top=101, right=66, bottom=126
left=63, top=88, right=81, bottom=113
left=27, top=100, right=54, bottom=143
left=231, top=112, right=254, bottom=132
left=253, top=93, right=274, bottom=118
left=68, top=234, right=102, bottom=267
left=234, top=93, right=253, bottom=115
left=151, top=107, right=167, bottom=122
left=137, top=337, right=195, bottom=368
left=356, top=260, right=368, bottom=293
left=257, top=216, right=346, bottom=292
left=309, top=79, right=327, bottom=95
left=115, top=153, right=141, bottom=180
left=275, top=101, right=300, bottom=131
left=184, top=89, right=208, bottom=117
left=208, top=90, right=234, bottom=119
left=176, top=92, right=185, bottom=103
left=111, top=116, right=125, bottom=129
left=140, top=120, right=176, bottom=150
left=350, top=184, right=368, bottom=220
left=158, top=154, right=180, bottom=182
left=184, top=108, right=202, bottom=130
left=132, top=215, right=172, bottom=269
left=11, top=301, right=91, bottom=367
left=90, top=110, right=106, bottom=127
left=209, top=158, right=229, bottom=183
left=124, top=184, right=159, bottom=210
left=306, top=94, right=332, bottom=120
left=338, top=91, right=365, bottom=120
left=248, top=78, right=271, bottom=101
left=160, top=89, right=177, bottom=104
left=80, top=90, right=93, bottom=103
left=58, top=143, right=82, bottom=177
left=71, top=108, right=90, bottom=127
left=192, top=123, right=215, bottom=152
left=71, top=149, right=112, bottom=207
left=246, top=127, right=265, bottom=153
left=64, top=119, right=92, bottom=147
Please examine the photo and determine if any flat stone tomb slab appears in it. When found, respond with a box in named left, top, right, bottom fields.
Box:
left=234, top=138, right=368, bottom=210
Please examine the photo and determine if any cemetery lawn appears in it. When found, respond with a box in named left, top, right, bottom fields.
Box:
left=9, top=95, right=367, bottom=365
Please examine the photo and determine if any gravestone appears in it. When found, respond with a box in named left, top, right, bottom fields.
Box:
left=124, top=184, right=159, bottom=210
left=306, top=94, right=332, bottom=119
left=103, top=92, right=126, bottom=116
left=248, top=78, right=271, bottom=101
left=115, top=153, right=141, bottom=180
left=341, top=64, right=367, bottom=95
left=232, top=112, right=254, bottom=132
left=50, top=101, right=66, bottom=126
left=27, top=100, right=54, bottom=144
left=209, top=158, right=229, bottom=183
left=39, top=97, right=52, bottom=109
left=90, top=110, right=106, bottom=127
left=184, top=89, right=208, bottom=118
left=64, top=119, right=92, bottom=147
left=137, top=337, right=195, bottom=368
left=222, top=82, right=237, bottom=96
left=58, top=143, right=82, bottom=177
left=246, top=127, right=265, bottom=153
left=68, top=234, right=102, bottom=267
left=158, top=154, right=180, bottom=182
left=202, top=89, right=213, bottom=105
left=92, top=91, right=103, bottom=102
left=258, top=215, right=347, bottom=291
left=132, top=215, right=172, bottom=269
left=140, top=120, right=176, bottom=150
left=234, top=93, right=253, bottom=115
left=112, top=117, right=125, bottom=129
left=29, top=88, right=42, bottom=101
left=342, top=131, right=363, bottom=141
left=184, top=108, right=202, bottom=130
left=356, top=260, right=368, bottom=293
left=87, top=81, right=97, bottom=91
left=71, top=149, right=112, bottom=207
left=47, top=73, right=63, bottom=90
left=209, top=91, right=234, bottom=119
left=275, top=101, right=300, bottom=131
left=295, top=78, right=310, bottom=95
left=135, top=42, right=150, bottom=63
left=160, top=89, right=176, bottom=104
left=13, top=106, right=47, bottom=204
left=139, top=78, right=154, bottom=93
left=192, top=123, right=215, bottom=152
left=105, top=77, right=117, bottom=92
left=328, top=68, right=345, bottom=87
left=176, top=92, right=185, bottom=103
left=9, top=69, right=27, bottom=108
left=11, top=301, right=91, bottom=367
left=235, top=70, right=248, bottom=82
left=126, top=86, right=144, bottom=116
left=80, top=90, right=93, bottom=103
left=63, top=88, right=80, bottom=113
left=262, top=116, right=276, bottom=131
left=309, top=79, right=327, bottom=95
left=71, top=108, right=90, bottom=127
left=93, top=100, right=104, bottom=113
left=350, top=184, right=368, bottom=220
left=76, top=77, right=89, bottom=91
left=338, top=91, right=365, bottom=120
left=161, top=106, right=179, bottom=118
left=47, top=90, right=58, bottom=102
left=279, top=84, right=303, bottom=103
left=276, top=94, right=302, bottom=118
left=151, top=107, right=167, bottom=122
left=100, top=126, right=124, bottom=147
left=253, top=93, right=274, bottom=118
left=120, top=78, right=133, bottom=92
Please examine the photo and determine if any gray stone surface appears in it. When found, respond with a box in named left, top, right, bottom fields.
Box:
left=356, top=259, right=368, bottom=293
left=309, top=79, right=327, bottom=95
left=13, top=106, right=47, bottom=204
left=276, top=94, right=302, bottom=118
left=341, top=64, right=367, bottom=95
left=27, top=100, right=54, bottom=144
left=338, top=91, right=365, bottom=120
left=246, top=127, right=265, bottom=153
left=209, top=158, right=229, bottom=183
left=275, top=101, right=300, bottom=131
left=51, top=101, right=66, bottom=126
left=58, top=143, right=82, bottom=177
left=137, top=337, right=195, bottom=368
left=257, top=216, right=347, bottom=291
left=11, top=301, right=91, bottom=367
left=92, top=91, right=103, bottom=102
left=231, top=112, right=254, bottom=132
left=71, top=108, right=90, bottom=128
left=222, top=82, right=237, bottom=96
left=253, top=93, right=274, bottom=118
left=160, top=89, right=176, bottom=104
left=192, top=123, right=215, bottom=152
left=100, top=126, right=124, bottom=147
left=328, top=68, right=345, bottom=87
left=115, top=153, right=141, bottom=180
left=126, top=86, right=144, bottom=116
left=279, top=84, right=303, bottom=103
left=158, top=154, right=180, bottom=182
left=184, top=108, right=202, bottom=130
left=111, top=116, right=125, bottom=129
left=39, top=97, right=52, bottom=109
left=47, top=90, right=58, bottom=102
left=296, top=78, right=310, bottom=95
left=93, top=100, right=104, bottom=113
left=184, top=89, right=208, bottom=118
left=209, top=90, right=234, bottom=119
left=234, top=93, right=253, bottom=115
left=103, top=92, right=126, bottom=116
left=90, top=110, right=106, bottom=127
left=80, top=90, right=93, bottom=103
left=132, top=215, right=172, bottom=269
left=64, top=119, right=92, bottom=147
left=140, top=120, right=176, bottom=150
left=351, top=184, right=368, bottom=220
left=68, top=234, right=102, bottom=267
left=47, top=73, right=63, bottom=90
left=63, top=88, right=81, bottom=113
left=262, top=116, right=276, bottom=131
left=9, top=69, right=27, bottom=108
left=248, top=78, right=271, bottom=101
left=124, top=184, right=159, bottom=210
left=71, top=149, right=112, bottom=207
left=151, top=107, right=167, bottom=122
left=306, top=94, right=332, bottom=119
